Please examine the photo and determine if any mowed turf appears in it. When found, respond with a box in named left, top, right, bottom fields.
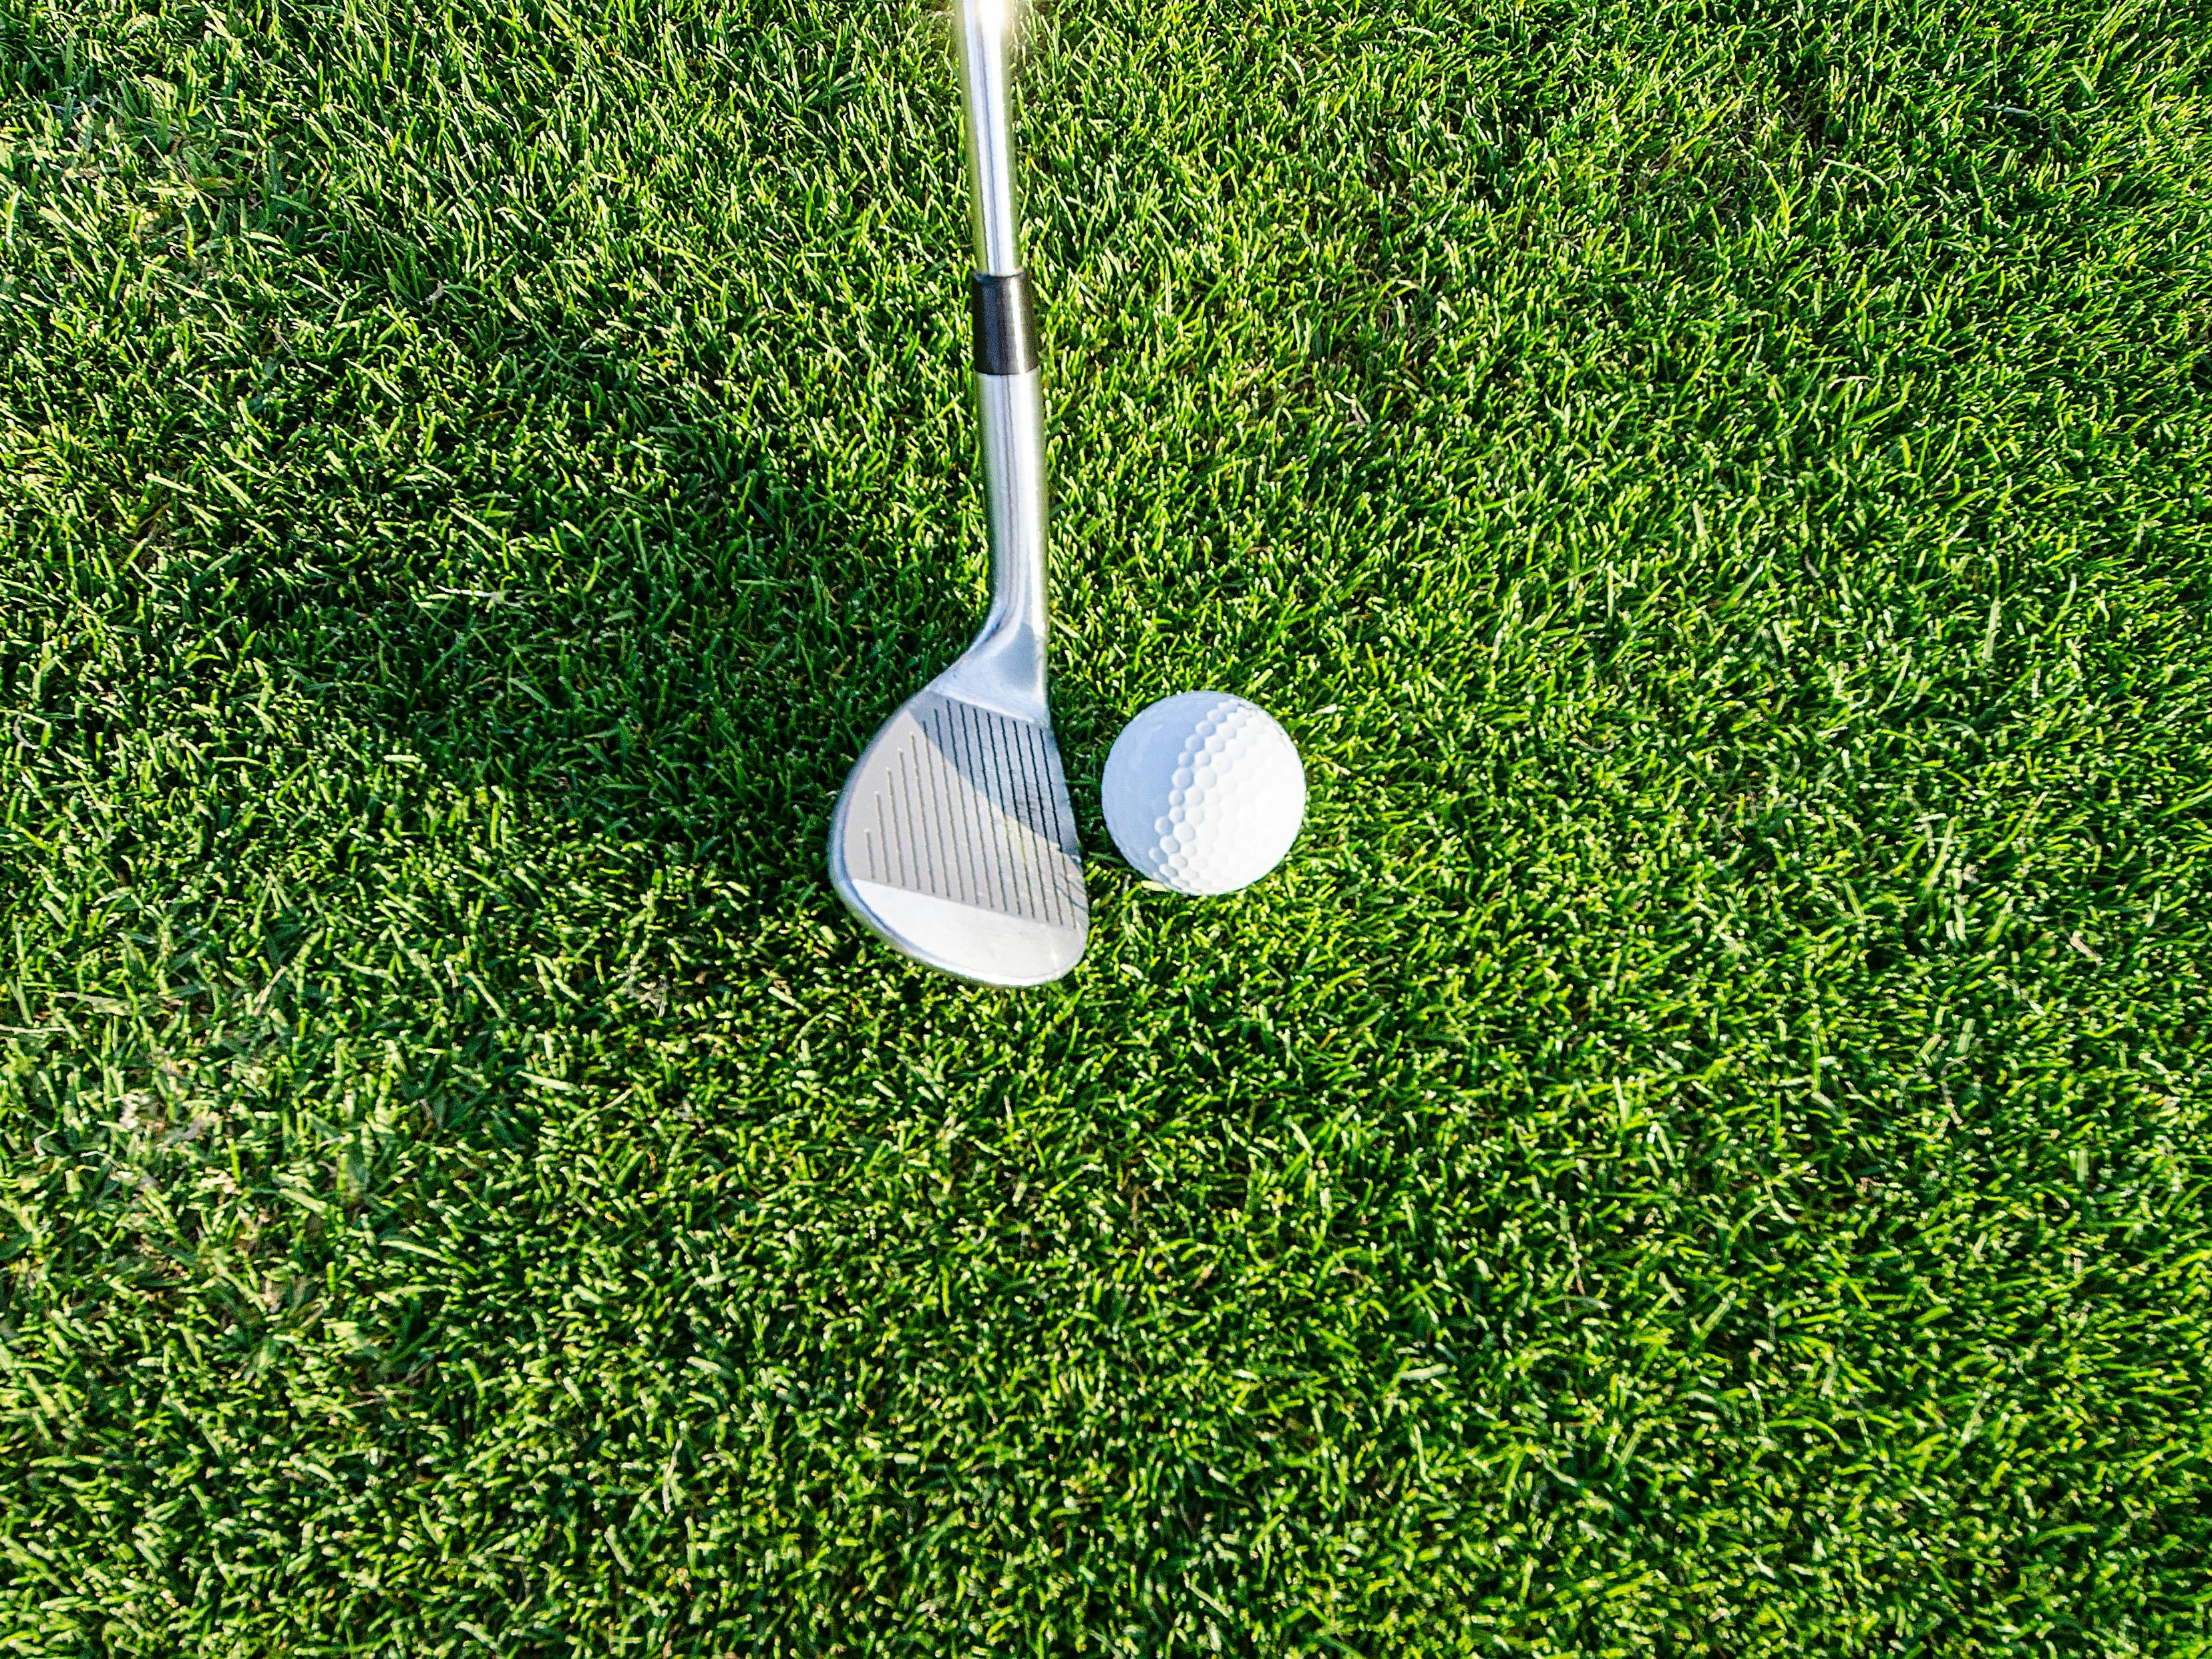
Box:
left=4, top=0, right=2211, bottom=1650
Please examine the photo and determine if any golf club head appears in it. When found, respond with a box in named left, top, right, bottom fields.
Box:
left=829, top=651, right=1086, bottom=987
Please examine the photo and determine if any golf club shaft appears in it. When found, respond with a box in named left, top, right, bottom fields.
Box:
left=956, top=0, right=1050, bottom=681
left=956, top=0, right=1021, bottom=273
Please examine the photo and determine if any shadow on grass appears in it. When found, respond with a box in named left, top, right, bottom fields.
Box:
left=224, top=314, right=1008, bottom=909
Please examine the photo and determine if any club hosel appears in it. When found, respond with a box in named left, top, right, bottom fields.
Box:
left=972, top=364, right=1051, bottom=668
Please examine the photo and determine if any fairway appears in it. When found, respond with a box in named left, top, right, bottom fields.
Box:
left=5, top=0, right=2212, bottom=1650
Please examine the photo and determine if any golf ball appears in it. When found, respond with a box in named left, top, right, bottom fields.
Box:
left=1102, top=692, right=1306, bottom=896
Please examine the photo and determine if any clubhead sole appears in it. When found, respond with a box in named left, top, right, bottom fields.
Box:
left=830, top=687, right=1087, bottom=986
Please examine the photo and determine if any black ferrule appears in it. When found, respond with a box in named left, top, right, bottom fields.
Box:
left=970, top=272, right=1039, bottom=376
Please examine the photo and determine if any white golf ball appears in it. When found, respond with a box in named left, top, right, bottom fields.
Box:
left=1102, top=691, right=1306, bottom=896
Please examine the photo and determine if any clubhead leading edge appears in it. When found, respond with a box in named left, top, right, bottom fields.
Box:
left=827, top=0, right=1087, bottom=986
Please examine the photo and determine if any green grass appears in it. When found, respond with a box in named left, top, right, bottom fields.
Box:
left=3, top=0, right=2211, bottom=1650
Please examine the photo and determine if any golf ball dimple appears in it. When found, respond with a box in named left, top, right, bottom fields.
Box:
left=1102, top=692, right=1306, bottom=896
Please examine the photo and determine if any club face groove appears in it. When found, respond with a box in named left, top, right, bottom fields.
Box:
left=831, top=685, right=1086, bottom=986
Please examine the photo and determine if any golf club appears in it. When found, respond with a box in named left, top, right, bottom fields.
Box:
left=826, top=0, right=1087, bottom=986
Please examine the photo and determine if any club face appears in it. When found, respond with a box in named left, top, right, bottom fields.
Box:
left=830, top=671, right=1087, bottom=987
